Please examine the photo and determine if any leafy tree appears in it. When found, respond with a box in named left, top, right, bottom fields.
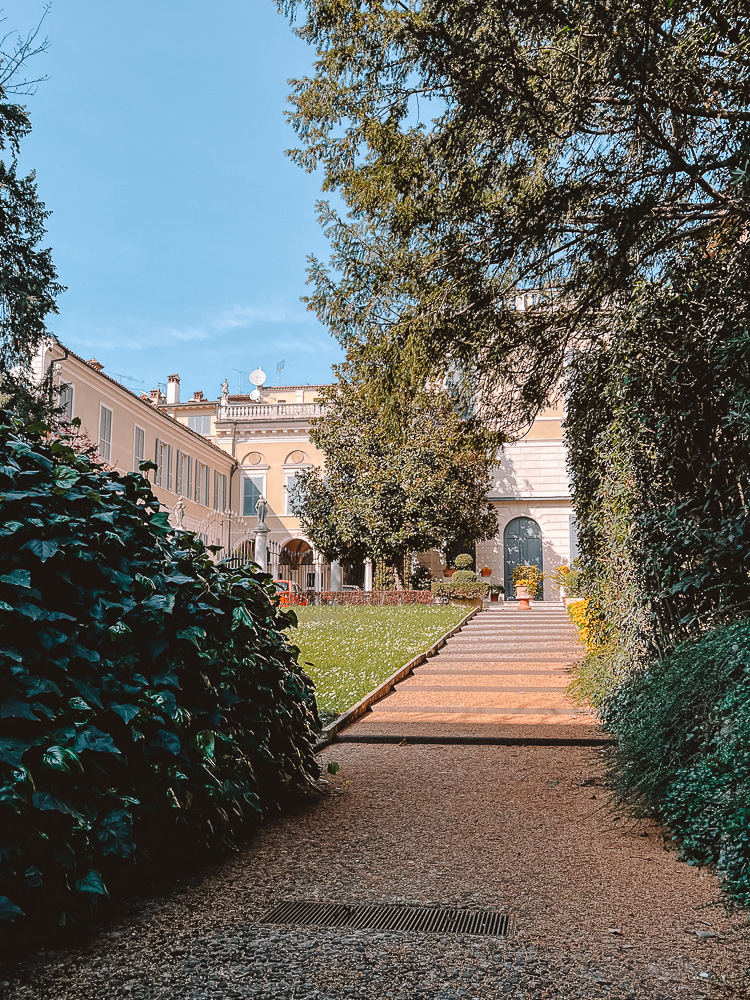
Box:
left=0, top=11, right=62, bottom=411
left=289, top=363, right=499, bottom=587
left=279, top=0, right=750, bottom=432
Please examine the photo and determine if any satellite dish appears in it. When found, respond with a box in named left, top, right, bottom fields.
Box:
left=250, top=387, right=262, bottom=402
left=249, top=367, right=267, bottom=387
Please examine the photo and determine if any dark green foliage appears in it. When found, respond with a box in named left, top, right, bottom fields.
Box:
left=603, top=622, right=750, bottom=906
left=290, top=363, right=499, bottom=586
left=280, top=0, right=750, bottom=432
left=0, top=415, right=319, bottom=930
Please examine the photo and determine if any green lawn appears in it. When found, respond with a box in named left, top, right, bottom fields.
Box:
left=289, top=605, right=468, bottom=719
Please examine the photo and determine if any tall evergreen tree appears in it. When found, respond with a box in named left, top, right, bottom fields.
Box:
left=0, top=11, right=62, bottom=409
left=279, top=1, right=750, bottom=432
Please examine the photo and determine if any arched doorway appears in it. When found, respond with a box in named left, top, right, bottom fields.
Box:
left=503, top=517, right=543, bottom=600
left=278, top=539, right=315, bottom=591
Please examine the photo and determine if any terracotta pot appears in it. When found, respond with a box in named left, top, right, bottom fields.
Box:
left=490, top=591, right=499, bottom=602
left=444, top=568, right=455, bottom=577
left=515, top=584, right=533, bottom=611
left=480, top=568, right=492, bottom=577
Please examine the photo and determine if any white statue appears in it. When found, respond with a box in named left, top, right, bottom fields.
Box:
left=174, top=496, right=186, bottom=528
left=255, top=494, right=268, bottom=526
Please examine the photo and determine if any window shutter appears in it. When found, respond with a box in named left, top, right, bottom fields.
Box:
left=165, top=445, right=172, bottom=491
left=154, top=438, right=162, bottom=487
left=175, top=450, right=183, bottom=494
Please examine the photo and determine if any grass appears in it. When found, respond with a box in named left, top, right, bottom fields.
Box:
left=289, top=605, right=469, bottom=718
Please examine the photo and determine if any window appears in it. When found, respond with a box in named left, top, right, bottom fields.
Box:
left=164, top=444, right=173, bottom=491
left=175, top=449, right=183, bottom=494
left=59, top=383, right=74, bottom=422
left=213, top=470, right=228, bottom=512
left=194, top=461, right=210, bottom=505
left=284, top=471, right=302, bottom=515
left=133, top=426, right=145, bottom=472
left=242, top=474, right=264, bottom=516
left=183, top=454, right=192, bottom=499
left=188, top=414, right=212, bottom=435
left=154, top=438, right=162, bottom=487
left=98, top=405, right=113, bottom=464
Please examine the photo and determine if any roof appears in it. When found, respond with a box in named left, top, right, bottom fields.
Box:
left=51, top=339, right=238, bottom=464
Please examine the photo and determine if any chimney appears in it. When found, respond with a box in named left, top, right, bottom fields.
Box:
left=190, top=389, right=205, bottom=402
left=167, top=374, right=180, bottom=405
left=149, top=388, right=163, bottom=405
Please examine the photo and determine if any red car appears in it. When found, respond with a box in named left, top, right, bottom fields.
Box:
left=273, top=579, right=307, bottom=606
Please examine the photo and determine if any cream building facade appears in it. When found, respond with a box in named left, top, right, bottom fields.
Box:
left=34, top=341, right=576, bottom=597
left=161, top=369, right=576, bottom=600
left=32, top=341, right=245, bottom=555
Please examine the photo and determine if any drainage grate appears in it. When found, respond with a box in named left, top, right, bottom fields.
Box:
left=261, top=900, right=514, bottom=937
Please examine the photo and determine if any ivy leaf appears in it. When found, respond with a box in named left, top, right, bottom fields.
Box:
left=0, top=896, right=24, bottom=921
left=54, top=466, right=80, bottom=491
left=74, top=870, right=109, bottom=897
left=0, top=738, right=31, bottom=766
left=32, top=792, right=81, bottom=816
left=110, top=703, right=140, bottom=724
left=0, top=569, right=32, bottom=588
left=21, top=538, right=60, bottom=562
left=41, top=746, right=82, bottom=773
left=155, top=730, right=181, bottom=755
left=73, top=727, right=120, bottom=755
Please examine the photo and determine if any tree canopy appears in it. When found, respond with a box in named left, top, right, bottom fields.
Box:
left=289, top=364, right=499, bottom=585
left=280, top=0, right=750, bottom=433
left=0, top=13, right=62, bottom=406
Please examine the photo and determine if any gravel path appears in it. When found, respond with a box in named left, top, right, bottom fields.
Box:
left=3, top=607, right=750, bottom=999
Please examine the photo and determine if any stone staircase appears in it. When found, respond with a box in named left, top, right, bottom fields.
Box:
left=343, top=604, right=605, bottom=744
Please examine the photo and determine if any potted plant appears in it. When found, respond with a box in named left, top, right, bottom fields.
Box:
left=489, top=583, right=504, bottom=602
left=443, top=566, right=455, bottom=578
left=512, top=564, right=544, bottom=611
left=480, top=565, right=492, bottom=577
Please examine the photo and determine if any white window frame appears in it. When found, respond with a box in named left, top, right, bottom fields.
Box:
left=59, top=383, right=74, bottom=423
left=98, top=404, right=113, bottom=464
left=242, top=472, right=266, bottom=517
left=133, top=425, right=145, bottom=472
left=284, top=471, right=303, bottom=516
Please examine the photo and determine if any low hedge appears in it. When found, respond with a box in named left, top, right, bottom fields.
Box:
left=312, top=590, right=433, bottom=605
left=430, top=581, right=489, bottom=600
left=0, top=415, right=320, bottom=931
left=602, top=620, right=750, bottom=906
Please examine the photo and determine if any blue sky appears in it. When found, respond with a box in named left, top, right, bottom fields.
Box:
left=3, top=0, right=343, bottom=396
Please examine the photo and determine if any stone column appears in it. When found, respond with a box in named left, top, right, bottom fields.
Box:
left=364, top=558, right=373, bottom=591
left=254, top=524, right=268, bottom=573
left=330, top=559, right=343, bottom=591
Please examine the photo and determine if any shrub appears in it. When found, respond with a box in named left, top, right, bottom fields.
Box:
left=0, top=415, right=320, bottom=931
left=450, top=569, right=477, bottom=585
left=453, top=553, right=474, bottom=570
left=430, top=581, right=489, bottom=601
left=602, top=620, right=750, bottom=906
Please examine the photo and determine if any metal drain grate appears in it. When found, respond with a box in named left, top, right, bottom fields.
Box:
left=261, top=900, right=514, bottom=937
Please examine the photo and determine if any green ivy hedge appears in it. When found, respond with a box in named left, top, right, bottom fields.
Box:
left=603, top=621, right=750, bottom=906
left=0, top=415, right=320, bottom=930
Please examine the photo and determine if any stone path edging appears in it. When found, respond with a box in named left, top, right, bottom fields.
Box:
left=314, top=606, right=479, bottom=751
